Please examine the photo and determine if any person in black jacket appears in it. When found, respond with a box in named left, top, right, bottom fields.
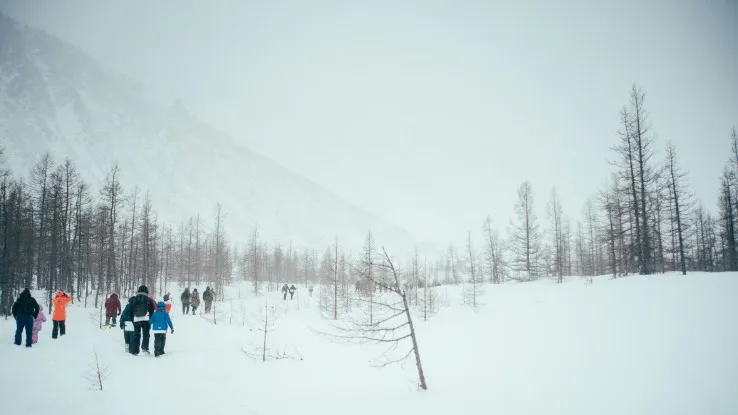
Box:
left=203, top=286, right=215, bottom=313
left=12, top=288, right=40, bottom=348
left=181, top=288, right=191, bottom=315
left=289, top=284, right=296, bottom=300
left=128, top=285, right=155, bottom=355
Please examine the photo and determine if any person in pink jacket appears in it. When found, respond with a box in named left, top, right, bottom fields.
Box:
left=32, top=305, right=47, bottom=344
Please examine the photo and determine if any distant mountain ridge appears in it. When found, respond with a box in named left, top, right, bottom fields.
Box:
left=0, top=12, right=419, bottom=252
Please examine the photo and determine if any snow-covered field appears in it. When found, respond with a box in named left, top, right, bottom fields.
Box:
left=2, top=273, right=737, bottom=414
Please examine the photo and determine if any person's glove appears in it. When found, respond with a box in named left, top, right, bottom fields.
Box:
left=120, top=322, right=125, bottom=330
left=170, top=328, right=174, bottom=334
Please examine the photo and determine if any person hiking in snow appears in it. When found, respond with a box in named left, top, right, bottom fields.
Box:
left=32, top=305, right=47, bottom=345
left=150, top=301, right=174, bottom=357
left=308, top=286, right=314, bottom=297
left=128, top=285, right=155, bottom=355
left=282, top=284, right=289, bottom=300
left=189, top=288, right=200, bottom=315
left=203, top=286, right=215, bottom=313
left=289, top=284, right=297, bottom=300
left=51, top=290, right=72, bottom=339
left=163, top=292, right=172, bottom=313
left=105, top=293, right=122, bottom=325
left=120, top=302, right=134, bottom=352
left=181, top=288, right=191, bottom=315
left=355, top=280, right=360, bottom=293
left=12, top=288, right=39, bottom=348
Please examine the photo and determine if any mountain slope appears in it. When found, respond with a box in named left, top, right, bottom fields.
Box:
left=0, top=13, right=416, bottom=250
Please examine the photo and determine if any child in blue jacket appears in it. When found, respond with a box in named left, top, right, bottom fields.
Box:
left=149, top=301, right=174, bottom=357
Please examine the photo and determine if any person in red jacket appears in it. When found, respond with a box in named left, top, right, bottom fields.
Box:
left=104, top=293, right=122, bottom=325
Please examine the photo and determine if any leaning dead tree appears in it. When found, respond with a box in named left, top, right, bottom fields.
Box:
left=320, top=246, right=427, bottom=390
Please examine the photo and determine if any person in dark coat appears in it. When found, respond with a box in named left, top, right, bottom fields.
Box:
left=104, top=293, right=122, bottom=325
left=289, top=284, right=297, bottom=300
left=12, top=288, right=40, bottom=347
left=203, top=286, right=215, bottom=313
left=282, top=284, right=289, bottom=300
left=128, top=285, right=155, bottom=355
left=180, top=288, right=191, bottom=315
left=120, top=302, right=134, bottom=352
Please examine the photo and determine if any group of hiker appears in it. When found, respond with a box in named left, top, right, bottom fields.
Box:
left=179, top=286, right=216, bottom=315
left=11, top=289, right=72, bottom=348
left=117, top=285, right=174, bottom=357
left=11, top=285, right=215, bottom=356
left=282, top=284, right=297, bottom=300
left=117, top=285, right=214, bottom=356
left=11, top=282, right=319, bottom=353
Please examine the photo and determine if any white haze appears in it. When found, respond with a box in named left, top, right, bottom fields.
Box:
left=1, top=0, right=736, bottom=248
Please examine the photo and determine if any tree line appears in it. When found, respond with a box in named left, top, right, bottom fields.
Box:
left=446, top=84, right=736, bottom=283
left=0, top=152, right=320, bottom=316
left=318, top=85, right=737, bottom=305
left=2, top=84, right=733, bottom=318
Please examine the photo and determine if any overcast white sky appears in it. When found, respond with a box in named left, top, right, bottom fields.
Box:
left=2, top=0, right=736, bottom=245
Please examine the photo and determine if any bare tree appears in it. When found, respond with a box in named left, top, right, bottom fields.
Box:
left=600, top=178, right=619, bottom=278
left=447, top=244, right=460, bottom=284
left=482, top=216, right=502, bottom=284
left=509, top=181, right=540, bottom=280
left=547, top=188, right=564, bottom=282
left=247, top=225, right=261, bottom=295
left=242, top=295, right=301, bottom=362
left=463, top=231, right=482, bottom=309
left=84, top=347, right=110, bottom=391
left=419, top=259, right=438, bottom=321
left=320, top=246, right=428, bottom=390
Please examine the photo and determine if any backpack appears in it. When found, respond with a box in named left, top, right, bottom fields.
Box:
left=132, top=296, right=149, bottom=318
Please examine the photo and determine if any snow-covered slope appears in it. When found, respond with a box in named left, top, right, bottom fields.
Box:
left=2, top=272, right=737, bottom=414
left=0, top=13, right=416, bottom=250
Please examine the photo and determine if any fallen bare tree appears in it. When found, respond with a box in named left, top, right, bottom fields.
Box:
left=318, top=246, right=428, bottom=390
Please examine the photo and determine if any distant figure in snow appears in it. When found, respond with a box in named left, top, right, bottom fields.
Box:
left=189, top=289, right=200, bottom=315
left=289, top=285, right=297, bottom=300
left=120, top=302, right=134, bottom=352
left=51, top=290, right=72, bottom=339
left=203, top=286, right=215, bottom=313
left=32, top=305, right=47, bottom=344
left=105, top=293, right=122, bottom=325
left=355, top=280, right=360, bottom=293
left=12, top=288, right=39, bottom=348
left=150, top=301, right=174, bottom=357
left=163, top=292, right=172, bottom=313
left=308, top=286, right=314, bottom=297
left=128, top=285, right=155, bottom=355
left=282, top=284, right=289, bottom=300
left=181, top=288, right=191, bottom=315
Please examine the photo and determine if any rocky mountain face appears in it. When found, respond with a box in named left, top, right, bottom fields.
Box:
left=0, top=13, right=416, bottom=251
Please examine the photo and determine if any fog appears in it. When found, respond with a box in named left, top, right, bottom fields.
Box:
left=1, top=0, right=736, bottom=247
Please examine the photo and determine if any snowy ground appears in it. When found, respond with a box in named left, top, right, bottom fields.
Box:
left=1, top=273, right=737, bottom=415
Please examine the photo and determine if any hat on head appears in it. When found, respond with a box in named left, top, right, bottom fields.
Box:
left=156, top=301, right=166, bottom=310
left=137, top=285, right=149, bottom=294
